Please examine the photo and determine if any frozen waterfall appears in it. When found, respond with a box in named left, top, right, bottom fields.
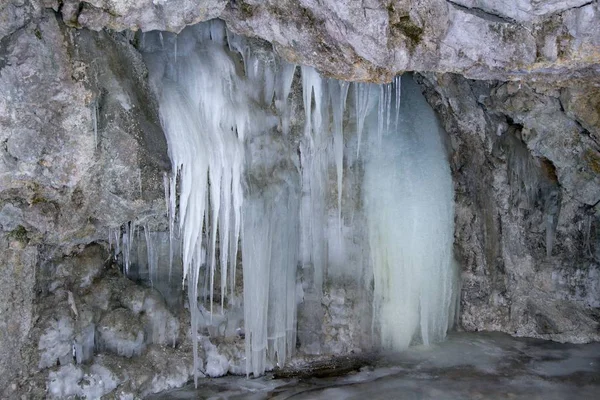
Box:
left=137, top=20, right=457, bottom=381
left=363, top=77, right=458, bottom=350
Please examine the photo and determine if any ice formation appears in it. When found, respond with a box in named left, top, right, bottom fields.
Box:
left=131, top=20, right=457, bottom=380
left=363, top=77, right=457, bottom=349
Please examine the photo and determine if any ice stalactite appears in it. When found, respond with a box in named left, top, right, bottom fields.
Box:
left=355, top=83, right=377, bottom=158
left=142, top=21, right=252, bottom=382
left=330, top=80, right=350, bottom=233
left=299, top=66, right=328, bottom=296
left=133, top=20, right=458, bottom=380
left=141, top=21, right=300, bottom=380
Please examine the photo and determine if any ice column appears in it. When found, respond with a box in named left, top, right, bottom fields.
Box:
left=364, top=76, right=456, bottom=350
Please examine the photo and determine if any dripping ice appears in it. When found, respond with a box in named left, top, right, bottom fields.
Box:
left=127, top=20, right=459, bottom=381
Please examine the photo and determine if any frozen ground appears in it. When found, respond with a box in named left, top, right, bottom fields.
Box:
left=149, top=331, right=600, bottom=399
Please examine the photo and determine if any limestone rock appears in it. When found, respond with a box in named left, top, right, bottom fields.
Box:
left=417, top=72, right=600, bottom=343
left=0, top=0, right=42, bottom=40
left=5, top=1, right=599, bottom=81
left=60, top=0, right=227, bottom=32
left=221, top=0, right=600, bottom=82
left=0, top=11, right=168, bottom=392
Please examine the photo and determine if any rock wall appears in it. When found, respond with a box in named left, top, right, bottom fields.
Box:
left=0, top=10, right=169, bottom=396
left=5, top=1, right=597, bottom=82
left=418, top=73, right=600, bottom=343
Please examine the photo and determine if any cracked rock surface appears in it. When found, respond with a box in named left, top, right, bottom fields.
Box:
left=2, top=1, right=599, bottom=81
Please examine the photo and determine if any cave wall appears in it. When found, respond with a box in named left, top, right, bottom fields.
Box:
left=0, top=10, right=169, bottom=395
left=418, top=73, right=600, bottom=343
left=0, top=1, right=599, bottom=398
left=8, top=0, right=598, bottom=82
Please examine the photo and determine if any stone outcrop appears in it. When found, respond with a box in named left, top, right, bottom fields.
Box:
left=3, top=1, right=597, bottom=82
left=418, top=73, right=600, bottom=343
left=57, top=0, right=227, bottom=32
left=0, top=10, right=168, bottom=395
left=223, top=0, right=600, bottom=82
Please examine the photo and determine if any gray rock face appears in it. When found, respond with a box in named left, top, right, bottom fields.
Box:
left=4, top=1, right=599, bottom=82
left=448, top=0, right=594, bottom=23
left=0, top=10, right=169, bottom=395
left=417, top=73, right=600, bottom=343
left=60, top=0, right=227, bottom=32
left=0, top=0, right=42, bottom=40
left=222, top=0, right=600, bottom=82
left=7, top=242, right=193, bottom=398
left=0, top=239, right=37, bottom=394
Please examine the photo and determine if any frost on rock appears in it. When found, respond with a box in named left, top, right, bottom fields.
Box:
left=47, top=364, right=118, bottom=400
left=141, top=291, right=180, bottom=347
left=97, top=308, right=145, bottom=358
left=200, top=337, right=230, bottom=378
left=38, top=315, right=75, bottom=370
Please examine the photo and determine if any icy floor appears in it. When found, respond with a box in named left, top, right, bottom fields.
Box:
left=150, top=332, right=600, bottom=399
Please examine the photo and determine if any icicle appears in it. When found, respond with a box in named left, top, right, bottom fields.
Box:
left=301, top=66, right=324, bottom=142
left=354, top=83, right=376, bottom=158
left=113, top=229, right=120, bottom=260
left=276, top=62, right=296, bottom=113
left=385, top=82, right=392, bottom=135
left=163, top=172, right=170, bottom=220
left=144, top=225, right=157, bottom=286
left=242, top=184, right=299, bottom=375
left=138, top=168, right=143, bottom=198
left=242, top=199, right=272, bottom=376
left=377, top=86, right=385, bottom=146
left=168, top=172, right=177, bottom=281
left=330, top=80, right=349, bottom=232
left=141, top=21, right=457, bottom=380
left=299, top=66, right=328, bottom=299
left=394, top=76, right=402, bottom=127
left=142, top=21, right=277, bottom=381
left=209, top=19, right=226, bottom=44
left=275, top=62, right=296, bottom=135
left=122, top=223, right=130, bottom=275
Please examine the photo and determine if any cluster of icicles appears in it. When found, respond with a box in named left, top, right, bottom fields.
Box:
left=112, top=20, right=458, bottom=381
